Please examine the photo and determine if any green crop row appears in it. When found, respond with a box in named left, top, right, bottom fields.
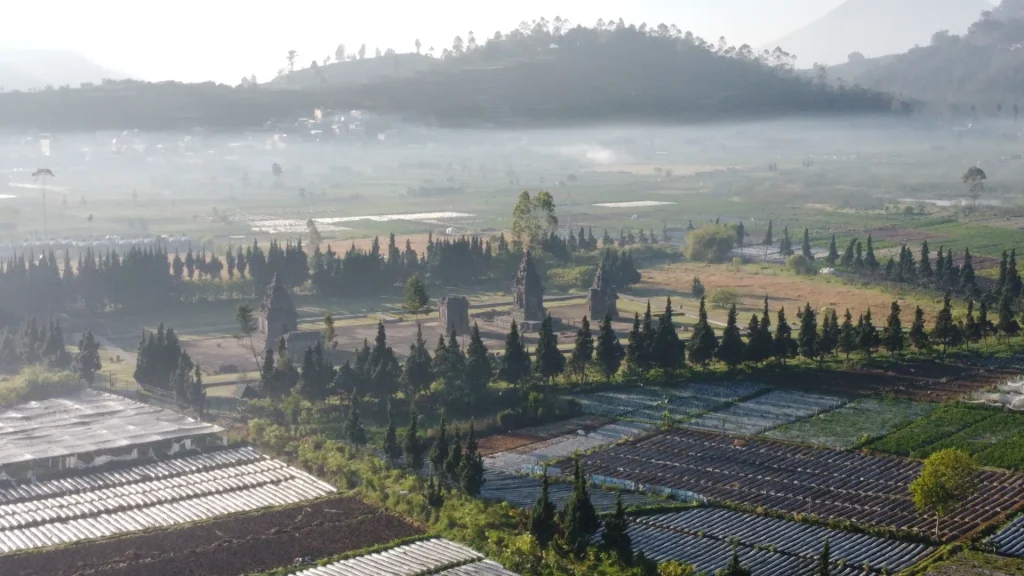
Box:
left=868, top=405, right=997, bottom=457
left=921, top=412, right=1024, bottom=459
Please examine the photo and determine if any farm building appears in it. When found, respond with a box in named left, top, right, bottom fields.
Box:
left=0, top=388, right=225, bottom=482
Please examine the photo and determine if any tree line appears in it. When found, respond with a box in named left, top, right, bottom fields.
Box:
left=133, top=323, right=207, bottom=415
left=0, top=316, right=101, bottom=384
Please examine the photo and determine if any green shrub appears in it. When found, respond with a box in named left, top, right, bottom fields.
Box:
left=685, top=225, right=736, bottom=263
left=547, top=266, right=597, bottom=290
left=787, top=254, right=815, bottom=275
left=0, top=367, right=83, bottom=407
left=709, top=288, right=740, bottom=310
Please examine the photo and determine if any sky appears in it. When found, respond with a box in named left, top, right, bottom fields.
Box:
left=1, top=0, right=846, bottom=84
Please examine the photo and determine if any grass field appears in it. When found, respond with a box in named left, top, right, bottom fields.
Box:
left=764, top=397, right=938, bottom=449
left=925, top=551, right=1024, bottom=575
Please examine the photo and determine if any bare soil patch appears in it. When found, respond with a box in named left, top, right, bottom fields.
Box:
left=0, top=496, right=421, bottom=576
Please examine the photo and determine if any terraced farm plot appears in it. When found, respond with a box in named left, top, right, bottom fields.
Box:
left=580, top=428, right=1024, bottom=541
left=0, top=496, right=421, bottom=576
left=477, top=415, right=611, bottom=456
left=480, top=470, right=659, bottom=511
left=483, top=421, right=653, bottom=474
left=765, top=398, right=938, bottom=449
left=629, top=508, right=935, bottom=574
left=0, top=447, right=336, bottom=555
left=570, top=382, right=765, bottom=422
left=925, top=551, right=1024, bottom=575
left=292, top=538, right=518, bottom=576
left=685, top=389, right=846, bottom=435
left=992, top=515, right=1024, bottom=558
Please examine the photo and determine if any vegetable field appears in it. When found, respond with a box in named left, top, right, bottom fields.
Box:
left=580, top=428, right=1024, bottom=541
left=993, top=515, right=1024, bottom=558
left=870, top=404, right=1024, bottom=469
left=570, top=382, right=765, bottom=423
left=0, top=496, right=421, bottom=576
left=483, top=421, right=652, bottom=474
left=684, top=389, right=846, bottom=435
left=630, top=508, right=935, bottom=574
left=765, top=398, right=938, bottom=449
left=480, top=470, right=657, bottom=511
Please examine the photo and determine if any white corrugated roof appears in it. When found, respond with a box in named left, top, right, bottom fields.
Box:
left=0, top=389, right=224, bottom=466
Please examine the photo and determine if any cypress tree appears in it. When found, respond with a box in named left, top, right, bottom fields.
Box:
left=560, top=459, right=600, bottom=558
left=932, top=293, right=963, bottom=353
left=935, top=246, right=947, bottom=288
left=798, top=303, right=819, bottom=362
left=383, top=401, right=402, bottom=463
left=961, top=248, right=978, bottom=296
left=445, top=427, right=463, bottom=484
left=919, top=241, right=933, bottom=280
left=827, top=309, right=841, bottom=356
left=979, top=300, right=994, bottom=345
left=736, top=221, right=746, bottom=247
left=75, top=330, right=102, bottom=384
left=716, top=304, right=745, bottom=370
left=882, top=301, right=904, bottom=360
left=909, top=306, right=930, bottom=351
left=865, top=235, right=879, bottom=271
left=743, top=313, right=763, bottom=364
left=801, top=228, right=814, bottom=261
left=459, top=424, right=485, bottom=496
left=569, top=316, right=595, bottom=382
left=818, top=536, right=831, bottom=576
left=652, top=298, right=684, bottom=371
left=1009, top=249, right=1023, bottom=299
left=858, top=309, right=880, bottom=358
left=530, top=475, right=558, bottom=548
left=402, top=323, right=433, bottom=396
left=429, top=416, right=449, bottom=474
left=534, top=314, right=566, bottom=384
left=464, top=323, right=492, bottom=397
left=762, top=220, right=774, bottom=262
left=825, top=234, right=839, bottom=266
left=426, top=474, right=445, bottom=508
left=190, top=363, right=206, bottom=419
left=838, top=309, right=857, bottom=360
left=780, top=225, right=794, bottom=256
left=640, top=301, right=656, bottom=365
left=996, top=251, right=1010, bottom=299
left=346, top=395, right=367, bottom=446
left=818, top=309, right=836, bottom=360
left=688, top=296, right=718, bottom=369
left=774, top=307, right=796, bottom=363
left=854, top=241, right=864, bottom=269
left=841, top=238, right=856, bottom=268
left=595, top=313, right=625, bottom=378
left=404, top=410, right=424, bottom=473
left=601, top=493, right=633, bottom=565
left=720, top=543, right=753, bottom=576
left=498, top=320, right=531, bottom=386
left=965, top=300, right=980, bottom=350
left=998, top=288, right=1021, bottom=341
left=626, top=312, right=646, bottom=375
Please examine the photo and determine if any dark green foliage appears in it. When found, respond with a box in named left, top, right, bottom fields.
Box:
left=626, top=312, right=647, bottom=375
left=498, top=320, right=531, bottom=385
left=932, top=294, right=963, bottom=353
left=798, top=303, right=818, bottom=362
left=601, top=493, right=633, bottom=565
left=715, top=544, right=752, bottom=576
left=426, top=474, right=445, bottom=508
left=919, top=241, right=933, bottom=280
left=825, top=235, right=839, bottom=266
left=801, top=228, right=814, bottom=262
left=189, top=363, right=206, bottom=418
left=530, top=475, right=558, bottom=548
left=534, top=314, right=566, bottom=383
left=840, top=238, right=856, bottom=268
left=652, top=298, right=684, bottom=371
left=75, top=330, right=102, bottom=384
left=998, top=287, right=1021, bottom=340
left=446, top=428, right=463, bottom=483
left=402, top=323, right=433, bottom=396
left=459, top=424, right=485, bottom=496
left=762, top=221, right=773, bottom=248
left=779, top=225, right=793, bottom=257
left=134, top=323, right=186, bottom=391
left=368, top=321, right=401, bottom=402
left=41, top=320, right=72, bottom=370
left=818, top=537, right=831, bottom=576
left=403, top=273, right=430, bottom=313
left=960, top=248, right=978, bottom=296
left=404, top=410, right=424, bottom=473
left=716, top=304, right=745, bottom=369
left=595, top=313, right=625, bottom=377
left=857, top=309, right=880, bottom=358
left=818, top=309, right=837, bottom=359
left=838, top=309, right=857, bottom=359
left=773, top=307, right=796, bottom=363
left=383, top=401, right=402, bottom=463
left=864, top=235, right=879, bottom=271
left=882, top=301, right=904, bottom=359
left=688, top=297, right=718, bottom=368
left=464, top=323, right=492, bottom=396
left=560, top=459, right=601, bottom=559
left=979, top=300, right=995, bottom=343
left=854, top=241, right=864, bottom=269
left=299, top=341, right=335, bottom=402
left=346, top=395, right=367, bottom=446
left=569, top=316, right=594, bottom=381
left=910, top=306, right=930, bottom=351
left=965, top=300, right=981, bottom=348
left=430, top=417, right=450, bottom=474
left=692, top=276, right=706, bottom=298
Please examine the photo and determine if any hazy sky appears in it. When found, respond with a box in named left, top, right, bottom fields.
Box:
left=2, top=0, right=845, bottom=83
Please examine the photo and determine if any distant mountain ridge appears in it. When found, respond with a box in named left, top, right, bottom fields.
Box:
left=0, top=49, right=129, bottom=91
left=767, top=0, right=993, bottom=66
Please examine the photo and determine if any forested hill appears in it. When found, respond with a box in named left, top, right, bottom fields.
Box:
left=830, top=1, right=1024, bottom=115
left=0, top=22, right=902, bottom=132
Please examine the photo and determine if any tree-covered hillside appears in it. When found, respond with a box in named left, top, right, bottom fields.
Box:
left=0, top=19, right=902, bottom=131
left=831, top=0, right=1024, bottom=116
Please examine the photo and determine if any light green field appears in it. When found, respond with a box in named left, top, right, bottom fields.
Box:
left=764, top=398, right=939, bottom=449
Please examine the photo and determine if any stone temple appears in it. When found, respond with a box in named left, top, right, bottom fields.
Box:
left=439, top=296, right=471, bottom=334
left=511, top=251, right=545, bottom=324
left=588, top=261, right=618, bottom=321
left=259, top=273, right=298, bottom=353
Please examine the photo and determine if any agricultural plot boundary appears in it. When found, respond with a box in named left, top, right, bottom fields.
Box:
left=684, top=389, right=847, bottom=436
left=0, top=447, right=336, bottom=555
left=580, top=428, right=1024, bottom=542
left=633, top=508, right=935, bottom=573
left=569, top=382, right=767, bottom=424
left=765, top=398, right=939, bottom=449
left=991, top=514, right=1024, bottom=558
left=480, top=470, right=660, bottom=512
left=483, top=421, right=653, bottom=475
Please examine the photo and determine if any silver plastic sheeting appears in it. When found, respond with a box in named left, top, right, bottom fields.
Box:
left=0, top=452, right=335, bottom=555
left=293, top=538, right=502, bottom=576
left=0, top=389, right=224, bottom=465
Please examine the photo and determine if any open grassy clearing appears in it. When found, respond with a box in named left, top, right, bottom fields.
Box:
left=764, top=397, right=939, bottom=449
